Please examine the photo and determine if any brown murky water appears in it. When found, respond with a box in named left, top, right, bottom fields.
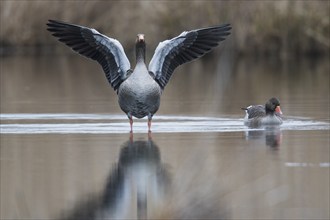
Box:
left=1, top=55, right=329, bottom=219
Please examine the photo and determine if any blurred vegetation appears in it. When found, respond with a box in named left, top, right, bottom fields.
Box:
left=0, top=0, right=329, bottom=58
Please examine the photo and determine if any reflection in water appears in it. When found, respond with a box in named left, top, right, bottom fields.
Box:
left=60, top=136, right=230, bottom=219
left=245, top=126, right=282, bottom=149
left=62, top=136, right=171, bottom=220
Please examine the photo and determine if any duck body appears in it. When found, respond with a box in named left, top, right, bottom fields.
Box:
left=242, top=98, right=283, bottom=127
left=46, top=20, right=231, bottom=132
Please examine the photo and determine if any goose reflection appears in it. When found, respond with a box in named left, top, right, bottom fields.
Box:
left=244, top=126, right=282, bottom=148
left=62, top=136, right=170, bottom=220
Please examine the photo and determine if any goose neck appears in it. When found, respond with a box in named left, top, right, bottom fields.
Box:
left=136, top=45, right=146, bottom=63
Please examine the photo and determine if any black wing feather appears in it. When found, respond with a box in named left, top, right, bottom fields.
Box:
left=149, top=24, right=231, bottom=89
left=46, top=20, right=131, bottom=91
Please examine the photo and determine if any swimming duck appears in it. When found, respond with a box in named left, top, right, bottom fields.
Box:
left=242, top=97, right=283, bottom=127
left=47, top=20, right=231, bottom=132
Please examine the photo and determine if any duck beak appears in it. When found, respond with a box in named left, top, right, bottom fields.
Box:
left=275, top=106, right=283, bottom=115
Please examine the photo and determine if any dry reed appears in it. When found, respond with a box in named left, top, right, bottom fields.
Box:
left=0, top=0, right=329, bottom=57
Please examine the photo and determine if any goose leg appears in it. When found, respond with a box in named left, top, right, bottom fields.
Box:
left=130, top=118, right=133, bottom=133
left=128, top=113, right=133, bottom=133
left=147, top=113, right=153, bottom=132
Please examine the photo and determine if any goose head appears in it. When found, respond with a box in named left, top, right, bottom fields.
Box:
left=265, top=97, right=282, bottom=115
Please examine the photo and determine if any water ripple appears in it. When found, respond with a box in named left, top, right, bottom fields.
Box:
left=0, top=113, right=329, bottom=134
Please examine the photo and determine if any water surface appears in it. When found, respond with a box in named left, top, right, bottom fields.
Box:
left=1, top=55, right=329, bottom=219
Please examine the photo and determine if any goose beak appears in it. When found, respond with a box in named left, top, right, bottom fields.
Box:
left=275, top=106, right=283, bottom=115
left=137, top=34, right=145, bottom=43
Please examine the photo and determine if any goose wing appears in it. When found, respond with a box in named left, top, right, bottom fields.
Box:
left=47, top=20, right=131, bottom=91
left=243, top=105, right=266, bottom=119
left=148, top=24, right=231, bottom=89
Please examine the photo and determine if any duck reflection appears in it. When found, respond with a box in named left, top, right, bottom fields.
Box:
left=62, top=136, right=171, bottom=220
left=244, top=126, right=282, bottom=148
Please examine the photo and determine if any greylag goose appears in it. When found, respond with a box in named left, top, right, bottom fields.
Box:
left=242, top=97, right=283, bottom=127
left=47, top=20, right=231, bottom=132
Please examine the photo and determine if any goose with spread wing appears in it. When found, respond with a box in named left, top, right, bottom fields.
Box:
left=47, top=20, right=231, bottom=132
